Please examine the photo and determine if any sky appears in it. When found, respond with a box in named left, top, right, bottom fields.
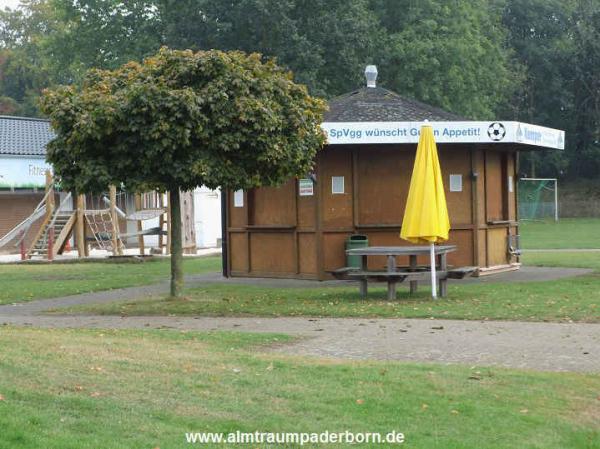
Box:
left=0, top=0, right=22, bottom=9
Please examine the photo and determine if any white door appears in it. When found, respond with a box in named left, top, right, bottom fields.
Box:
left=194, top=187, right=222, bottom=248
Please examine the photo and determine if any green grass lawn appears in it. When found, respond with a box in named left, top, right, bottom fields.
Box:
left=64, top=273, right=600, bottom=322
left=55, top=252, right=600, bottom=323
left=522, top=251, right=600, bottom=270
left=0, top=327, right=598, bottom=449
left=520, top=218, right=600, bottom=249
left=0, top=256, right=221, bottom=305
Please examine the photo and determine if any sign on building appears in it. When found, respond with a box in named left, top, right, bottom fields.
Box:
left=0, top=157, right=52, bottom=189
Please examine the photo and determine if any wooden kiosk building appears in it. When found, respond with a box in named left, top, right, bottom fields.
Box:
left=223, top=68, right=564, bottom=280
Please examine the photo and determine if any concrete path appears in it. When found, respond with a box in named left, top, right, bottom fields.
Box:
left=2, top=315, right=599, bottom=373
left=0, top=265, right=598, bottom=373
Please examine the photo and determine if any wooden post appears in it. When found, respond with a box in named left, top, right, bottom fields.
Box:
left=180, top=190, right=197, bottom=254
left=409, top=254, right=418, bottom=294
left=438, top=252, right=448, bottom=298
left=20, top=230, right=26, bottom=261
left=471, top=149, right=480, bottom=268
left=135, top=193, right=145, bottom=256
left=386, top=254, right=397, bottom=300
left=109, top=185, right=122, bottom=256
left=76, top=194, right=86, bottom=258
left=45, top=170, right=54, bottom=220
left=47, top=227, right=54, bottom=261
left=359, top=254, right=368, bottom=299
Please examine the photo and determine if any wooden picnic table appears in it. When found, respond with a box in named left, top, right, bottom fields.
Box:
left=345, top=245, right=457, bottom=299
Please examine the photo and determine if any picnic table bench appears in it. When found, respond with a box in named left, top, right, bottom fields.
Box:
left=330, top=245, right=476, bottom=300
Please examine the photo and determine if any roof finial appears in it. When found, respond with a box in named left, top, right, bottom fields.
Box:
left=365, top=65, right=378, bottom=88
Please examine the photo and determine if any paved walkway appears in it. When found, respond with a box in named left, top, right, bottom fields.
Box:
left=2, top=315, right=598, bottom=373
left=1, top=266, right=598, bottom=373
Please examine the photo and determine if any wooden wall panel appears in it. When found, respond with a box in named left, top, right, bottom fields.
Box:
left=507, top=152, right=517, bottom=221
left=478, top=230, right=487, bottom=267
left=320, top=148, right=353, bottom=229
left=446, top=230, right=473, bottom=267
left=477, top=154, right=486, bottom=225
left=439, top=147, right=472, bottom=225
left=228, top=190, right=247, bottom=228
left=229, top=233, right=248, bottom=272
left=487, top=228, right=508, bottom=266
left=356, top=146, right=413, bottom=225
left=322, top=232, right=350, bottom=271
left=485, top=151, right=503, bottom=222
left=298, top=233, right=317, bottom=274
left=250, top=233, right=295, bottom=273
left=297, top=181, right=316, bottom=229
left=251, top=180, right=295, bottom=226
left=508, top=225, right=519, bottom=264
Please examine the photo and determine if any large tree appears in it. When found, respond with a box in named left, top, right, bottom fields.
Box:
left=371, top=0, right=519, bottom=119
left=570, top=0, right=600, bottom=178
left=41, top=47, right=326, bottom=297
left=502, top=0, right=575, bottom=177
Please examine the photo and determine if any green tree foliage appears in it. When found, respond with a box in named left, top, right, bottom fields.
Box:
left=0, top=1, right=59, bottom=115
left=503, top=0, right=600, bottom=179
left=371, top=0, right=518, bottom=119
left=570, top=1, right=600, bottom=178
left=156, top=0, right=381, bottom=97
left=0, top=0, right=516, bottom=115
left=40, top=48, right=326, bottom=296
left=502, top=0, right=575, bottom=177
left=2, top=0, right=599, bottom=178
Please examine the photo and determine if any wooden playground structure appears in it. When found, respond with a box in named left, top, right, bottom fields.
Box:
left=0, top=171, right=196, bottom=260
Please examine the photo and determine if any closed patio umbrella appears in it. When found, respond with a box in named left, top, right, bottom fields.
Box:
left=400, top=125, right=450, bottom=299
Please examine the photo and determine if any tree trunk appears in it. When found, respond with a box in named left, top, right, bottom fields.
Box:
left=169, top=189, right=184, bottom=298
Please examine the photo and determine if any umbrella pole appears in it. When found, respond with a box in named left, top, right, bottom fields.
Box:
left=430, top=243, right=437, bottom=299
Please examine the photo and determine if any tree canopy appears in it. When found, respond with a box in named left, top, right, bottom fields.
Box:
left=40, top=47, right=326, bottom=295
left=1, top=0, right=600, bottom=179
left=40, top=47, right=326, bottom=193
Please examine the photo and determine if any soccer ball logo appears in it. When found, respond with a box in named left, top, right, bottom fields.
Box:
left=488, top=122, right=506, bottom=141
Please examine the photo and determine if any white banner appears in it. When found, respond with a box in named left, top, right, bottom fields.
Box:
left=0, top=157, right=52, bottom=189
left=321, top=121, right=565, bottom=149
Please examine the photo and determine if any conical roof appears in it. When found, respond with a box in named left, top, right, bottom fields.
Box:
left=324, top=87, right=466, bottom=122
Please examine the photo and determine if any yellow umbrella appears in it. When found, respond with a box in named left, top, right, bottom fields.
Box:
left=400, top=125, right=450, bottom=298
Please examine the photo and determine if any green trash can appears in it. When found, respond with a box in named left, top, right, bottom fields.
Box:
left=346, top=234, right=368, bottom=268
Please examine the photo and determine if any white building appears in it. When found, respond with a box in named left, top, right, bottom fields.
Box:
left=0, top=115, right=222, bottom=253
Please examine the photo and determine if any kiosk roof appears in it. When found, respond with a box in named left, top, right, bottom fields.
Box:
left=325, top=87, right=466, bottom=122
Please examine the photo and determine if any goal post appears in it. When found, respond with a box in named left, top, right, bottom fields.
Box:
left=518, top=178, right=558, bottom=222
